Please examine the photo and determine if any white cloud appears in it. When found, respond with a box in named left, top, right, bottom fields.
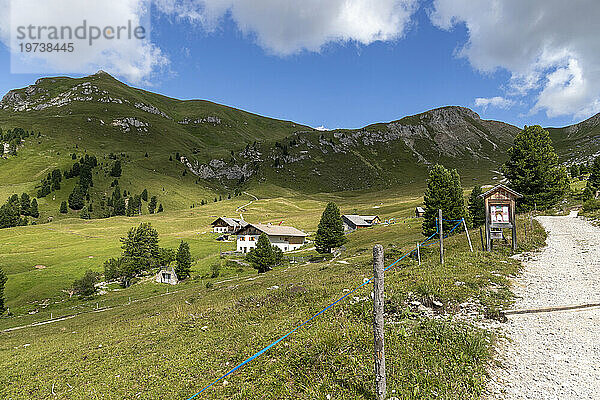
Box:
left=430, top=0, right=600, bottom=119
left=474, top=96, right=514, bottom=111
left=0, top=0, right=169, bottom=84
left=155, top=0, right=419, bottom=55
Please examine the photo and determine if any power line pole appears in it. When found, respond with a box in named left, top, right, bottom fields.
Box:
left=372, top=244, right=386, bottom=400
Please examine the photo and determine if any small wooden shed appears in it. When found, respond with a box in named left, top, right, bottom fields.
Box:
left=156, top=266, right=179, bottom=285
left=480, top=184, right=523, bottom=251
left=415, top=207, right=425, bottom=218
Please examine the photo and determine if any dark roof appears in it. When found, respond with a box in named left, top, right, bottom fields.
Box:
left=342, top=215, right=373, bottom=227
left=479, top=184, right=523, bottom=199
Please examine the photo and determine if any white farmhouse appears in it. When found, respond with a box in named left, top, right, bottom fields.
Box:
left=236, top=223, right=307, bottom=253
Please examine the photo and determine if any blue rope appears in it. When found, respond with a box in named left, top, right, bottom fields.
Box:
left=185, top=219, right=465, bottom=399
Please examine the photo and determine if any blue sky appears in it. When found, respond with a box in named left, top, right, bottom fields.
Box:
left=1, top=0, right=598, bottom=130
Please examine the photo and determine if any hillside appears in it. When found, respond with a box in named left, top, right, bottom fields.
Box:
left=547, top=113, right=600, bottom=164
left=3, top=71, right=600, bottom=219
left=0, top=72, right=525, bottom=216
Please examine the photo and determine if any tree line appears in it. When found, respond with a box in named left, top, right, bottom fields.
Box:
left=0, top=127, right=40, bottom=157
left=0, top=193, right=39, bottom=229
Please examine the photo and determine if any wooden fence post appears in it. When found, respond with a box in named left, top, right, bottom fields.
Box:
left=479, top=226, right=485, bottom=251
left=372, top=245, right=386, bottom=400
left=438, top=209, right=444, bottom=265
left=416, top=242, right=421, bottom=265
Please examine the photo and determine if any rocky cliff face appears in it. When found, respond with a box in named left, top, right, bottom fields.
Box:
left=180, top=106, right=520, bottom=187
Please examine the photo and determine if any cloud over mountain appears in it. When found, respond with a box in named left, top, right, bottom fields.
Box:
left=430, top=0, right=600, bottom=119
left=155, top=0, right=419, bottom=55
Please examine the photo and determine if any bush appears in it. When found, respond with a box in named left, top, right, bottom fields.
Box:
left=210, top=263, right=220, bottom=278
left=582, top=199, right=600, bottom=212
left=73, top=270, right=99, bottom=298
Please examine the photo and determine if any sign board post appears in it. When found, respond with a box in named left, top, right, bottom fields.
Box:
left=480, top=185, right=523, bottom=252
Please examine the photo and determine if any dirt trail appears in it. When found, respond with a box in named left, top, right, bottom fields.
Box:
left=488, top=211, right=600, bottom=399
left=236, top=191, right=258, bottom=219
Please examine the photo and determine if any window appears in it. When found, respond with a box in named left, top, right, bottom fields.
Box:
left=239, top=236, right=245, bottom=241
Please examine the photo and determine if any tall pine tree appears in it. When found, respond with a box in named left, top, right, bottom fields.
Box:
left=502, top=125, right=568, bottom=210
left=175, top=241, right=192, bottom=279
left=315, top=202, right=346, bottom=253
left=148, top=196, right=157, bottom=214
left=422, top=164, right=465, bottom=237
left=584, top=156, right=600, bottom=198
left=29, top=199, right=39, bottom=218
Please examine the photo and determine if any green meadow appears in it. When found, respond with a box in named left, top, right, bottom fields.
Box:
left=0, top=186, right=546, bottom=399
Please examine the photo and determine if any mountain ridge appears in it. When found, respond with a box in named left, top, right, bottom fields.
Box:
left=1, top=72, right=599, bottom=203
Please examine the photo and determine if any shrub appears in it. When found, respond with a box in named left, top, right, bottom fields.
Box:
left=73, top=270, right=98, bottom=298
left=582, top=199, right=600, bottom=212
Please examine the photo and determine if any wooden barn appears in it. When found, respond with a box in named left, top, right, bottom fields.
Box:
left=342, top=215, right=381, bottom=231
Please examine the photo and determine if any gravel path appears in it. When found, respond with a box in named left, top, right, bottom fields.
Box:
left=488, top=211, right=600, bottom=399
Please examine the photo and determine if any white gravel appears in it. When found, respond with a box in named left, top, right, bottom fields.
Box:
left=487, top=211, right=600, bottom=399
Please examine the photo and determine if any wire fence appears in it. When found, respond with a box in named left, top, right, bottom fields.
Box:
left=185, top=219, right=464, bottom=399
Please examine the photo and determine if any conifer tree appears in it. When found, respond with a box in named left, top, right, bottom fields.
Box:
left=157, top=204, right=164, bottom=213
left=422, top=164, right=466, bottom=236
left=80, top=206, right=90, bottom=220
left=148, top=196, right=157, bottom=214
left=113, top=198, right=126, bottom=216
left=68, top=185, right=85, bottom=210
left=110, top=160, right=122, bottom=177
left=502, top=125, right=568, bottom=210
left=175, top=241, right=192, bottom=279
left=467, top=186, right=485, bottom=228
left=315, top=202, right=346, bottom=253
left=585, top=156, right=600, bottom=198
left=246, top=233, right=281, bottom=273
left=29, top=199, right=39, bottom=218
left=141, top=189, right=148, bottom=202
left=120, top=223, right=160, bottom=280
left=60, top=201, right=68, bottom=214
left=20, top=193, right=31, bottom=216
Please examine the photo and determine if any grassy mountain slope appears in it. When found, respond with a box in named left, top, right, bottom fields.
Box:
left=547, top=113, right=600, bottom=164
